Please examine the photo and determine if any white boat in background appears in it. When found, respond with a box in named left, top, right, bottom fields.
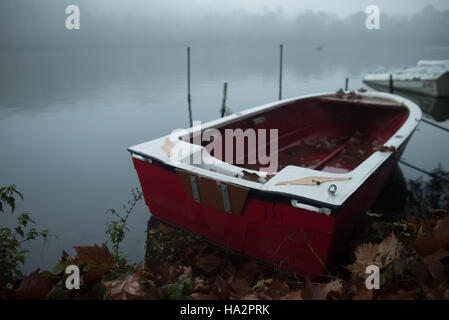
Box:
left=363, top=60, right=449, bottom=97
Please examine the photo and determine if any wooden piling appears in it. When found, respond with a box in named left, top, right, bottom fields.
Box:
left=220, top=81, right=228, bottom=118
left=187, top=47, right=193, bottom=127
left=279, top=44, right=283, bottom=100
left=389, top=74, right=394, bottom=94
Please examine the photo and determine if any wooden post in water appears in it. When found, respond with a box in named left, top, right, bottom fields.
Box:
left=187, top=47, right=193, bottom=127
left=220, top=81, right=228, bottom=118
left=389, top=74, right=394, bottom=94
left=279, top=44, right=283, bottom=100
left=345, top=77, right=349, bottom=91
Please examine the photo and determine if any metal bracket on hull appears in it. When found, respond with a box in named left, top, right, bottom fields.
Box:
left=219, top=182, right=232, bottom=214
left=176, top=168, right=249, bottom=216
left=189, top=175, right=200, bottom=203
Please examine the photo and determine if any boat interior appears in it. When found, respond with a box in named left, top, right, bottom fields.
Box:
left=192, top=95, right=410, bottom=174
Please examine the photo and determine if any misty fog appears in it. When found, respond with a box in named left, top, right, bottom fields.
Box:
left=1, top=1, right=448, bottom=52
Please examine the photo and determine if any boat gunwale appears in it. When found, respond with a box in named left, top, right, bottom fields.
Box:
left=128, top=91, right=422, bottom=208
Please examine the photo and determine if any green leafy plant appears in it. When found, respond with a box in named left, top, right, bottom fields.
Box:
left=105, top=188, right=142, bottom=267
left=166, top=274, right=193, bottom=300
left=0, top=185, right=48, bottom=288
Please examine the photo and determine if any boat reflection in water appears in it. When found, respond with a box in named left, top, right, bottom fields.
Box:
left=364, top=82, right=449, bottom=122
left=371, top=164, right=407, bottom=218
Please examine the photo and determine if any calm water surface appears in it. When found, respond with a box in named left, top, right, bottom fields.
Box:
left=1, top=45, right=449, bottom=271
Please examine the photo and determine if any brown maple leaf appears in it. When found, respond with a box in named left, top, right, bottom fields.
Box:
left=16, top=269, right=59, bottom=300
left=72, top=244, right=115, bottom=285
left=264, top=278, right=291, bottom=299
left=280, top=290, right=303, bottom=300
left=373, top=145, right=396, bottom=152
left=421, top=248, right=449, bottom=283
left=103, top=273, right=143, bottom=300
left=415, top=215, right=449, bottom=257
left=241, top=170, right=261, bottom=183
left=73, top=243, right=114, bottom=268
left=302, top=277, right=343, bottom=300
left=346, top=232, right=399, bottom=278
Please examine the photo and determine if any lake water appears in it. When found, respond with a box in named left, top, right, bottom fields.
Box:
left=1, top=45, right=449, bottom=272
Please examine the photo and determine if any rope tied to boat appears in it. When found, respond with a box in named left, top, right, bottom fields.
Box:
left=398, top=159, right=449, bottom=184
left=420, top=118, right=449, bottom=133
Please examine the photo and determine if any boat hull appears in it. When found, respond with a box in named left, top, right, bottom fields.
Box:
left=129, top=91, right=421, bottom=277
left=132, top=142, right=407, bottom=277
left=364, top=72, right=449, bottom=97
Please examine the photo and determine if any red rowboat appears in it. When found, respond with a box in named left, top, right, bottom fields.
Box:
left=128, top=91, right=421, bottom=276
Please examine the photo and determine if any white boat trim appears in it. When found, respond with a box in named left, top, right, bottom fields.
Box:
left=128, top=91, right=421, bottom=208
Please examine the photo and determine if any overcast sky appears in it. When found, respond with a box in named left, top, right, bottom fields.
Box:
left=176, top=0, right=449, bottom=17
left=1, top=0, right=449, bottom=51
